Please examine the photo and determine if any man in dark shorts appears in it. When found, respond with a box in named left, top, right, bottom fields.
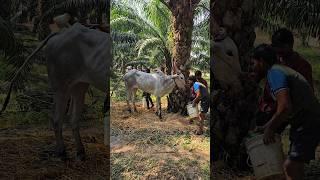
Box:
left=252, top=44, right=320, bottom=180
left=256, top=28, right=314, bottom=132
left=188, top=75, right=209, bottom=135
left=142, top=68, right=154, bottom=109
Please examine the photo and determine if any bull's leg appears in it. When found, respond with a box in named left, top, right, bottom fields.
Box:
left=155, top=97, right=159, bottom=115
left=132, top=88, right=138, bottom=112
left=66, top=97, right=73, bottom=121
left=53, top=91, right=69, bottom=159
left=70, top=83, right=89, bottom=161
left=157, top=96, right=162, bottom=119
left=126, top=90, right=132, bottom=113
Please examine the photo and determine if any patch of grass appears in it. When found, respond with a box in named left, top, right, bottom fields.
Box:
left=111, top=154, right=133, bottom=179
left=125, top=128, right=172, bottom=146
left=171, top=133, right=210, bottom=153
left=111, top=154, right=160, bottom=179
left=296, top=46, right=320, bottom=99
left=0, top=111, right=50, bottom=128
left=112, top=154, right=209, bottom=179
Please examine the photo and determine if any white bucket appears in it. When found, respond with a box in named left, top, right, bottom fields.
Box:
left=142, top=97, right=147, bottom=108
left=187, top=103, right=199, bottom=118
left=245, top=134, right=285, bottom=180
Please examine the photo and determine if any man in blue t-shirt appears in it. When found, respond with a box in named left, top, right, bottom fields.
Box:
left=252, top=44, right=320, bottom=180
left=188, top=75, right=209, bottom=135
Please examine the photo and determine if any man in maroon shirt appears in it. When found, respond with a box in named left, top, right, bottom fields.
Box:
left=256, top=28, right=314, bottom=130
left=195, top=70, right=208, bottom=88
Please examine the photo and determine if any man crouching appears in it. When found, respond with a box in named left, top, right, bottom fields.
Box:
left=252, top=44, right=320, bottom=180
left=188, top=75, right=209, bottom=135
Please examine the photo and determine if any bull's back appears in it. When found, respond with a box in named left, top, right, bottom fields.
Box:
left=124, top=71, right=158, bottom=94
left=45, top=23, right=111, bottom=91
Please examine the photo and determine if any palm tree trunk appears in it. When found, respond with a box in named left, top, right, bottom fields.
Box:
left=210, top=0, right=258, bottom=169
left=160, top=0, right=200, bottom=114
left=164, top=49, right=172, bottom=75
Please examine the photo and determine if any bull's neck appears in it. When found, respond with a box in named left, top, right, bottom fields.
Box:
left=161, top=78, right=176, bottom=94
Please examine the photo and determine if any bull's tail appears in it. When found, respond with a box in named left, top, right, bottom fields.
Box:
left=0, top=32, right=59, bottom=115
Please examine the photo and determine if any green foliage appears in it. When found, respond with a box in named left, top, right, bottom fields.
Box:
left=0, top=111, right=50, bottom=128
left=111, top=0, right=172, bottom=70
left=0, top=16, right=16, bottom=56
left=256, top=0, right=320, bottom=37
left=111, top=0, right=210, bottom=73
left=190, top=0, right=210, bottom=72
left=296, top=46, right=320, bottom=99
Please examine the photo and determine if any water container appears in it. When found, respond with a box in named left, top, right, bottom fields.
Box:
left=245, top=133, right=285, bottom=180
left=142, top=97, right=147, bottom=108
left=187, top=103, right=199, bottom=118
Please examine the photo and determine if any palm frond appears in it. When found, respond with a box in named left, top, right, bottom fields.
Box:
left=0, top=17, right=16, bottom=56
left=144, top=0, right=171, bottom=40
left=256, top=0, right=320, bottom=37
left=136, top=37, right=162, bottom=57
left=111, top=2, right=163, bottom=39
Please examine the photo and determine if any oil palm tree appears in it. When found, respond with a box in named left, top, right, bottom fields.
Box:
left=159, top=0, right=208, bottom=113
left=210, top=0, right=259, bottom=170
left=111, top=0, right=173, bottom=74
left=210, top=0, right=320, bottom=171
left=112, top=0, right=209, bottom=113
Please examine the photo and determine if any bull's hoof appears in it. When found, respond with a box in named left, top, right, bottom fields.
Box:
left=76, top=147, right=86, bottom=161
left=55, top=148, right=68, bottom=161
left=127, top=109, right=132, bottom=113
left=76, top=151, right=86, bottom=161
left=133, top=109, right=138, bottom=112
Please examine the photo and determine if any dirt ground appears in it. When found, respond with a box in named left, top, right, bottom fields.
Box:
left=0, top=118, right=109, bottom=179
left=110, top=101, right=210, bottom=179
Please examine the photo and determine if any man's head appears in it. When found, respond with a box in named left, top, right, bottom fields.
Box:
left=195, top=70, right=202, bottom=79
left=251, top=44, right=278, bottom=81
left=271, top=28, right=294, bottom=59
left=188, top=75, right=197, bottom=88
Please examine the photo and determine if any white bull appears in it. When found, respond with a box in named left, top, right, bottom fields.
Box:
left=0, top=14, right=111, bottom=161
left=45, top=22, right=111, bottom=160
left=123, top=69, right=185, bottom=119
left=212, top=28, right=242, bottom=95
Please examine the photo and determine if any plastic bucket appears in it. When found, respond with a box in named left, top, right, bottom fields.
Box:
left=142, top=97, right=147, bottom=108
left=245, top=133, right=285, bottom=180
left=187, top=103, right=199, bottom=118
